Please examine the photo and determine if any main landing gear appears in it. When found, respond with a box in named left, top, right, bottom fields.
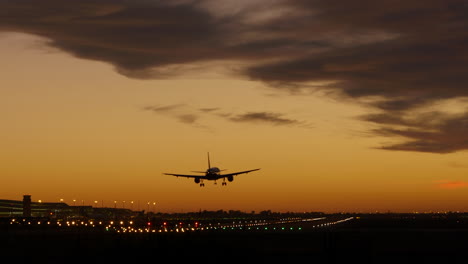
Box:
left=219, top=179, right=228, bottom=186
left=198, top=181, right=227, bottom=187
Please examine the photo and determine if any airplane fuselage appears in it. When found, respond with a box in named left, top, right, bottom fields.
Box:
left=205, top=167, right=221, bottom=180
left=206, top=167, right=220, bottom=174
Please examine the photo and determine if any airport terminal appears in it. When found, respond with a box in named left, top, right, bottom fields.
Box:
left=0, top=195, right=135, bottom=220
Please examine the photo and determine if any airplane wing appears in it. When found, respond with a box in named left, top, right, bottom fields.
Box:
left=220, top=168, right=260, bottom=178
left=164, top=173, right=203, bottom=179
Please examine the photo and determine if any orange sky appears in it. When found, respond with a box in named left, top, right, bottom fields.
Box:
left=0, top=32, right=466, bottom=213
left=1, top=1, right=468, bottom=213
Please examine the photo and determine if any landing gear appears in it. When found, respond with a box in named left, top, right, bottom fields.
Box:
left=222, top=182, right=227, bottom=186
left=198, top=179, right=205, bottom=187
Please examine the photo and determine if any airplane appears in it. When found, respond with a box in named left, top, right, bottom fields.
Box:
left=164, top=153, right=260, bottom=187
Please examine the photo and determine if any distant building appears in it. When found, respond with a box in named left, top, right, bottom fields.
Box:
left=0, top=195, right=74, bottom=218
left=0, top=195, right=136, bottom=220
left=0, top=199, right=23, bottom=217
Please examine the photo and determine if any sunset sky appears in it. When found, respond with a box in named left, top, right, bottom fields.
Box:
left=1, top=0, right=468, bottom=213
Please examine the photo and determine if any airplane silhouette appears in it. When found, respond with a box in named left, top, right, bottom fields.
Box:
left=164, top=153, right=260, bottom=187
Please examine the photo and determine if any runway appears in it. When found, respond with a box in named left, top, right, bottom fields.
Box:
left=2, top=214, right=468, bottom=263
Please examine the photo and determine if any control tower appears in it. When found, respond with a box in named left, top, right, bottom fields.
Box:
left=23, top=195, right=31, bottom=217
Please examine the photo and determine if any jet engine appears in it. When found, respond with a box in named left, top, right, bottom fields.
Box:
left=194, top=178, right=200, bottom=184
left=227, top=175, right=234, bottom=182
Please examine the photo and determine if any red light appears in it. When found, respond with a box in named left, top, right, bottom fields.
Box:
left=147, top=222, right=151, bottom=226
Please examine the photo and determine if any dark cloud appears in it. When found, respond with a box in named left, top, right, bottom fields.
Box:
left=0, top=0, right=227, bottom=78
left=177, top=114, right=198, bottom=124
left=2, top=0, right=468, bottom=152
left=143, top=104, right=301, bottom=127
left=198, top=107, right=219, bottom=113
left=243, top=0, right=468, bottom=152
left=229, top=112, right=298, bottom=126
left=143, top=104, right=202, bottom=125
left=143, top=104, right=184, bottom=113
left=364, top=112, right=468, bottom=153
left=0, top=0, right=302, bottom=77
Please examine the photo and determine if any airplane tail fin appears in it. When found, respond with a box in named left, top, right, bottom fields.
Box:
left=207, top=152, right=211, bottom=169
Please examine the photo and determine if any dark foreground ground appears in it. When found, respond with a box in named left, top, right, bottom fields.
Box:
left=2, top=215, right=468, bottom=263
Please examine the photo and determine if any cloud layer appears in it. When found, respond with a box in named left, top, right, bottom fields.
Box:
left=143, top=104, right=301, bottom=127
left=2, top=0, right=468, bottom=152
